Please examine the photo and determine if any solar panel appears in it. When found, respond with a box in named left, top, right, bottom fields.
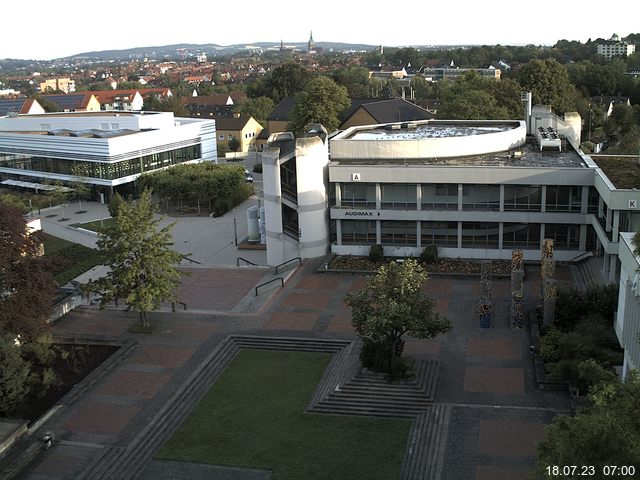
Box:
left=0, top=98, right=27, bottom=116
left=41, top=94, right=86, bottom=111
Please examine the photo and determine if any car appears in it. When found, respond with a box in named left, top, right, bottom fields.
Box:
left=244, top=169, right=254, bottom=183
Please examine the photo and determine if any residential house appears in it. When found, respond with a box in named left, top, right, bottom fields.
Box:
left=39, top=77, right=76, bottom=94
left=183, top=93, right=247, bottom=118
left=597, top=34, right=636, bottom=60
left=91, top=90, right=144, bottom=111
left=0, top=98, right=45, bottom=116
left=591, top=96, right=632, bottom=118
left=215, top=114, right=263, bottom=153
left=39, top=93, right=101, bottom=112
left=340, top=98, right=435, bottom=130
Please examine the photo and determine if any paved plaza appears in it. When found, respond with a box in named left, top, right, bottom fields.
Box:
left=10, top=251, right=575, bottom=480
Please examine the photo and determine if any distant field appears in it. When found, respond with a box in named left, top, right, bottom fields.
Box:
left=41, top=233, right=103, bottom=285
left=157, top=349, right=411, bottom=480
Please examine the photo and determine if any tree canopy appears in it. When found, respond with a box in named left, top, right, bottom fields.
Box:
left=344, top=259, right=451, bottom=376
left=287, top=76, right=350, bottom=134
left=237, top=96, right=274, bottom=127
left=517, top=59, right=578, bottom=113
left=247, top=63, right=313, bottom=103
left=0, top=201, right=54, bottom=340
left=85, top=190, right=185, bottom=327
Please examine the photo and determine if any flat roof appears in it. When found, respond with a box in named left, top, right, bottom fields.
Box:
left=18, top=111, right=160, bottom=118
left=330, top=140, right=587, bottom=168
left=348, top=122, right=514, bottom=141
left=591, top=156, right=640, bottom=189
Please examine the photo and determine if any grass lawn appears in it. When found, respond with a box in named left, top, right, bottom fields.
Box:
left=157, top=349, right=411, bottom=480
left=41, top=233, right=104, bottom=285
left=71, top=218, right=115, bottom=233
left=592, top=156, right=640, bottom=189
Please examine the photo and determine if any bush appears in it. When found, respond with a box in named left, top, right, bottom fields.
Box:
left=359, top=338, right=410, bottom=380
left=368, top=244, right=384, bottom=263
left=253, top=163, right=263, bottom=173
left=554, top=284, right=619, bottom=332
left=420, top=245, right=438, bottom=264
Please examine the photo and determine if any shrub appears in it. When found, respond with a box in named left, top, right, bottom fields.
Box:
left=420, top=245, right=438, bottom=264
left=253, top=163, right=263, bottom=173
left=368, top=244, right=384, bottom=263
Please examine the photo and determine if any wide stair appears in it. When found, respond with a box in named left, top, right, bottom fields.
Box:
left=309, top=358, right=441, bottom=418
left=572, top=256, right=607, bottom=291
left=400, top=404, right=452, bottom=480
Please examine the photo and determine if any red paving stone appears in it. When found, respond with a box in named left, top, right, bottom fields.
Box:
left=327, top=309, right=356, bottom=333
left=96, top=370, right=172, bottom=399
left=423, top=277, right=453, bottom=296
left=296, top=275, right=343, bottom=291
left=478, top=421, right=546, bottom=456
left=436, top=298, right=449, bottom=315
left=476, top=466, right=532, bottom=480
left=131, top=345, right=196, bottom=368
left=176, top=268, right=265, bottom=310
left=466, top=337, right=522, bottom=360
left=265, top=311, right=319, bottom=331
left=281, top=291, right=334, bottom=309
left=348, top=276, right=369, bottom=293
left=404, top=339, right=441, bottom=356
left=155, top=320, right=218, bottom=342
left=464, top=367, right=525, bottom=394
left=64, top=401, right=141, bottom=434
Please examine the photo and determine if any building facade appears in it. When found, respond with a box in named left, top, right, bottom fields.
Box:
left=597, top=34, right=636, bottom=60
left=0, top=111, right=216, bottom=200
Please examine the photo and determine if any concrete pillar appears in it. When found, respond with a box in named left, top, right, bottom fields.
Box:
left=581, top=186, right=589, bottom=214
left=457, top=221, right=463, bottom=249
left=609, top=255, right=618, bottom=284
left=376, top=220, right=381, bottom=245
left=539, top=224, right=546, bottom=251
left=579, top=224, right=587, bottom=251
left=606, top=206, right=612, bottom=232
left=498, top=223, right=504, bottom=251
left=416, top=184, right=422, bottom=211
left=613, top=210, right=620, bottom=240
left=598, top=196, right=604, bottom=218
left=458, top=184, right=463, bottom=211
left=375, top=183, right=381, bottom=210
left=336, top=219, right=342, bottom=246
left=603, top=251, right=610, bottom=274
left=499, top=184, right=505, bottom=212
left=541, top=185, right=547, bottom=213
left=416, top=221, right=422, bottom=249
left=335, top=182, right=341, bottom=207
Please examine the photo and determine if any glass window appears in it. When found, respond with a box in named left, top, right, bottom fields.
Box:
left=341, top=220, right=376, bottom=245
left=504, top=185, right=541, bottom=211
left=381, top=221, right=416, bottom=246
left=380, top=184, right=417, bottom=209
left=461, top=222, right=500, bottom=248
left=422, top=184, right=457, bottom=210
left=544, top=224, right=580, bottom=250
left=462, top=184, right=500, bottom=211
left=421, top=221, right=458, bottom=246
left=545, top=186, right=582, bottom=212
left=340, top=183, right=376, bottom=208
left=282, top=204, right=298, bottom=240
left=503, top=223, right=541, bottom=249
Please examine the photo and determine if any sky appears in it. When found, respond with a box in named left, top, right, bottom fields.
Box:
left=2, top=0, right=639, bottom=60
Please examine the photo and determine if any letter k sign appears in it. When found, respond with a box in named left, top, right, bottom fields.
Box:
left=630, top=200, right=637, bottom=209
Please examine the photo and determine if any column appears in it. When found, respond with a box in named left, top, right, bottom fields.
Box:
left=375, top=183, right=381, bottom=210
left=581, top=186, right=589, bottom=214
left=457, top=221, right=463, bottom=249
left=376, top=220, right=381, bottom=245
left=498, top=223, right=504, bottom=251
left=602, top=252, right=610, bottom=275
left=499, top=184, right=505, bottom=212
left=579, top=224, right=587, bottom=251
left=416, top=184, right=422, bottom=211
left=336, top=219, right=342, bottom=246
left=609, top=255, right=618, bottom=284
left=539, top=224, right=546, bottom=250
left=335, top=182, right=341, bottom=207
left=598, top=196, right=604, bottom=218
left=541, top=185, right=547, bottom=213
left=458, top=184, right=463, bottom=211
left=416, top=221, right=422, bottom=249
left=613, top=210, right=620, bottom=240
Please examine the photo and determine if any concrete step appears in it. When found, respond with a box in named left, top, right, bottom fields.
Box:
left=310, top=403, right=423, bottom=418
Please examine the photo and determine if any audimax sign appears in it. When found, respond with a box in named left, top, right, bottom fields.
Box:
left=343, top=211, right=381, bottom=217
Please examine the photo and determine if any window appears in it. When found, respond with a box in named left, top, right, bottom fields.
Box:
left=462, top=185, right=500, bottom=211
left=381, top=221, right=416, bottom=246
left=545, top=186, right=582, bottom=212
left=341, top=220, right=376, bottom=245
left=504, top=185, right=541, bottom=211
left=219, top=134, right=225, bottom=140
left=422, top=184, right=457, bottom=210
left=461, top=222, right=500, bottom=248
left=502, top=223, right=540, bottom=249
left=544, top=224, right=580, bottom=250
left=421, top=221, right=458, bottom=246
left=380, top=184, right=417, bottom=209
left=282, top=204, right=298, bottom=240
left=340, top=183, right=376, bottom=208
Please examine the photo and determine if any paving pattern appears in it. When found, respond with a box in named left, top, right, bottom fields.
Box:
left=14, top=260, right=574, bottom=480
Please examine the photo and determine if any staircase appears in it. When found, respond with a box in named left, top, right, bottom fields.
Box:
left=572, top=256, right=607, bottom=291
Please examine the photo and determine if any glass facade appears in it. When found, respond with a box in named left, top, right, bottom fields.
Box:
left=461, top=222, right=500, bottom=248
left=340, top=183, right=376, bottom=208
left=503, top=223, right=541, bottom=248
left=282, top=203, right=299, bottom=239
left=0, top=145, right=201, bottom=181
left=381, top=184, right=417, bottom=209
left=462, top=184, right=500, bottom=211
left=545, top=186, right=582, bottom=212
left=381, top=221, right=416, bottom=245
left=422, top=184, right=457, bottom=210
left=544, top=224, right=580, bottom=250
left=341, top=220, right=376, bottom=245
left=280, top=160, right=297, bottom=202
left=504, top=185, right=542, bottom=211
left=421, top=221, right=458, bottom=246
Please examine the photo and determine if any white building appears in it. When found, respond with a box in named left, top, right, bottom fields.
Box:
left=0, top=111, right=216, bottom=200
left=597, top=34, right=636, bottom=60
left=615, top=233, right=640, bottom=378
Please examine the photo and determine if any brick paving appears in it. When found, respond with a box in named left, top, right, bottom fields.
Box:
left=18, top=262, right=574, bottom=480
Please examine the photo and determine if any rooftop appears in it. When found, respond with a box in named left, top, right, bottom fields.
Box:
left=348, top=123, right=512, bottom=141
left=592, top=156, right=640, bottom=189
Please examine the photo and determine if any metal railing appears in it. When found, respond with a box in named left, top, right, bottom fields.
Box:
left=255, top=277, right=284, bottom=296
left=274, top=257, right=302, bottom=274
left=569, top=251, right=593, bottom=263
left=181, top=255, right=202, bottom=265
left=237, top=257, right=257, bottom=266
left=171, top=301, right=187, bottom=311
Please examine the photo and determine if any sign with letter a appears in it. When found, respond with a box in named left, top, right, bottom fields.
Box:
left=351, top=173, right=361, bottom=181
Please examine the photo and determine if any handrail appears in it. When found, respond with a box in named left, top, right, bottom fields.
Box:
left=237, top=257, right=258, bottom=266
left=569, top=251, right=593, bottom=263
left=255, top=277, right=284, bottom=296
left=181, top=254, right=202, bottom=265
left=171, top=301, right=187, bottom=312
left=274, top=257, right=302, bottom=274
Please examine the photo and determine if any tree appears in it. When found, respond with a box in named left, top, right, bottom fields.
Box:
left=0, top=334, right=34, bottom=415
left=85, top=190, right=186, bottom=328
left=287, top=76, right=350, bottom=134
left=533, top=371, right=640, bottom=474
left=332, top=66, right=371, bottom=98
left=237, top=96, right=274, bottom=127
left=517, top=59, right=578, bottom=113
left=0, top=201, right=54, bottom=340
left=344, top=259, right=451, bottom=378
left=247, top=63, right=313, bottom=103
left=228, top=137, right=241, bottom=156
